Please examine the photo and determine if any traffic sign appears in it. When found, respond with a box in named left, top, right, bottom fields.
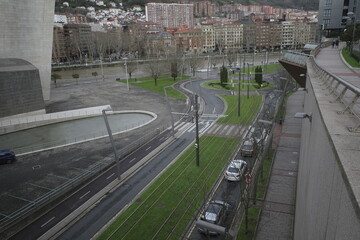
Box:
left=245, top=172, right=252, bottom=184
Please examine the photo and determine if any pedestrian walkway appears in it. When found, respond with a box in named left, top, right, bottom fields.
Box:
left=255, top=91, right=305, bottom=240
left=316, top=41, right=360, bottom=87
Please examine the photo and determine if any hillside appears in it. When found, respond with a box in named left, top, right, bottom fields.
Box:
left=55, top=0, right=319, bottom=11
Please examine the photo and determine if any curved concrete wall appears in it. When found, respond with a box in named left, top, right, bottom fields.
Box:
left=294, top=62, right=360, bottom=238
left=0, top=0, right=54, bottom=100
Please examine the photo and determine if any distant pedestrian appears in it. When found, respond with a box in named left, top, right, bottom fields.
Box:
left=335, top=40, right=339, bottom=48
left=332, top=41, right=335, bottom=48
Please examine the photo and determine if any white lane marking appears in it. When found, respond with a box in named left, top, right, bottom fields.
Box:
left=212, top=107, right=215, bottom=114
left=146, top=146, right=152, bottom=151
left=174, top=122, right=186, bottom=130
left=79, top=191, right=91, bottom=200
left=226, top=126, right=235, bottom=135
left=187, top=125, right=196, bottom=132
left=179, top=122, right=193, bottom=132
left=159, top=137, right=165, bottom=141
left=129, top=158, right=136, bottom=163
left=213, top=125, right=222, bottom=134
left=106, top=173, right=115, bottom=180
left=223, top=125, right=229, bottom=131
left=41, top=217, right=55, bottom=228
left=199, top=121, right=211, bottom=134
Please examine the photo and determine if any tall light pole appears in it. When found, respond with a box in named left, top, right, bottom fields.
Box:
left=102, top=108, right=121, bottom=180
left=100, top=56, right=104, bottom=81
left=124, top=58, right=129, bottom=91
left=194, top=94, right=200, bottom=167
left=348, top=10, right=357, bottom=56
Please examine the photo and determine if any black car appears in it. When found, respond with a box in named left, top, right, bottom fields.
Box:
left=198, top=200, right=229, bottom=235
left=240, top=140, right=256, bottom=157
left=0, top=150, right=16, bottom=164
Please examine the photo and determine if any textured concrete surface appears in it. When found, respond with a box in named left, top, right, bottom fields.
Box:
left=0, top=0, right=54, bottom=100
left=256, top=91, right=304, bottom=240
left=293, top=43, right=360, bottom=239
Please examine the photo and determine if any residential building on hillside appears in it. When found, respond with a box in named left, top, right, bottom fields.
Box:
left=147, top=31, right=176, bottom=56
left=195, top=23, right=215, bottom=52
left=318, top=0, right=360, bottom=36
left=145, top=3, right=194, bottom=28
left=214, top=22, right=243, bottom=53
left=52, top=24, right=67, bottom=63
left=281, top=21, right=295, bottom=49
left=63, top=24, right=92, bottom=61
left=174, top=28, right=204, bottom=53
left=193, top=1, right=216, bottom=17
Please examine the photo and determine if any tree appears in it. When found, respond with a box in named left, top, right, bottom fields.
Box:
left=169, top=53, right=184, bottom=81
left=188, top=55, right=203, bottom=76
left=255, top=66, right=263, bottom=87
left=126, top=61, right=137, bottom=80
left=51, top=73, right=62, bottom=87
left=226, top=49, right=237, bottom=67
left=145, top=60, right=162, bottom=86
left=220, top=66, right=228, bottom=86
left=72, top=73, right=80, bottom=84
left=92, top=71, right=98, bottom=81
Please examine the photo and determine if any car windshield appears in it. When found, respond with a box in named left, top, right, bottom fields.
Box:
left=207, top=203, right=222, bottom=215
left=243, top=144, right=252, bottom=150
left=228, top=167, right=239, bottom=173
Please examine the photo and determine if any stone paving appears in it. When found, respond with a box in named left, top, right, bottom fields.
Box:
left=255, top=91, right=304, bottom=240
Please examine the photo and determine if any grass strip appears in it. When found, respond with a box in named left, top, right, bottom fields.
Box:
left=98, top=136, right=238, bottom=240
left=236, top=148, right=275, bottom=240
left=217, top=95, right=262, bottom=125
left=203, top=80, right=275, bottom=91
left=341, top=48, right=360, bottom=68
left=118, top=75, right=190, bottom=99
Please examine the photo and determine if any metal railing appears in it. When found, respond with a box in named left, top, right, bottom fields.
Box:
left=308, top=56, right=360, bottom=132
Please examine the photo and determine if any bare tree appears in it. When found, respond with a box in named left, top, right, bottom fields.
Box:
left=145, top=60, right=163, bottom=86
left=188, top=55, right=203, bottom=76
left=126, top=61, right=137, bottom=79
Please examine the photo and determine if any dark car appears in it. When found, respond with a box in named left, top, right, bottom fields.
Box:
left=0, top=150, right=16, bottom=164
left=198, top=200, right=229, bottom=235
left=240, top=140, right=256, bottom=157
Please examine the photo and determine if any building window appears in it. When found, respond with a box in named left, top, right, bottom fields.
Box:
left=324, top=0, right=332, bottom=6
left=324, top=9, right=331, bottom=17
left=323, top=19, right=330, bottom=26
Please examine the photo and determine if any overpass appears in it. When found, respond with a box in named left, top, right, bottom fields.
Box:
left=290, top=43, right=360, bottom=238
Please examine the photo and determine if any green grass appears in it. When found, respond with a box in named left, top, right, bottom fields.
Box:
left=237, top=208, right=261, bottom=240
left=236, top=149, right=275, bottom=240
left=256, top=149, right=275, bottom=199
left=230, top=63, right=282, bottom=75
left=204, top=79, right=275, bottom=91
left=341, top=48, right=360, bottom=68
left=217, top=95, right=263, bottom=125
left=118, top=75, right=190, bottom=99
left=98, top=137, right=239, bottom=240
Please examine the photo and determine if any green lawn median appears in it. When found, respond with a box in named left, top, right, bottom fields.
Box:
left=98, top=136, right=238, bottom=240
left=217, top=95, right=263, bottom=125
left=118, top=75, right=190, bottom=99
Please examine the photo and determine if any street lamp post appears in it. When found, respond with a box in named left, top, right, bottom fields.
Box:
left=348, top=11, right=357, bottom=56
left=102, top=108, right=121, bottom=180
left=124, top=58, right=129, bottom=91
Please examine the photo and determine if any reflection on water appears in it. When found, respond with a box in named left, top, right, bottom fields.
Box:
left=0, top=113, right=154, bottom=154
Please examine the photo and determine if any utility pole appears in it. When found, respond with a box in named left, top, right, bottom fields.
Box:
left=102, top=109, right=121, bottom=180
left=194, top=94, right=200, bottom=167
left=238, top=68, right=241, bottom=117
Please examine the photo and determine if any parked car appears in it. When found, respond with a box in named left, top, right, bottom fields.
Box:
left=198, top=200, right=229, bottom=235
left=0, top=150, right=16, bottom=164
left=224, top=159, right=247, bottom=181
left=240, top=140, right=256, bottom=157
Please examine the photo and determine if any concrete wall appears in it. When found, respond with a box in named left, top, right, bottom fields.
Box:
left=294, top=63, right=360, bottom=239
left=0, top=0, right=55, bottom=101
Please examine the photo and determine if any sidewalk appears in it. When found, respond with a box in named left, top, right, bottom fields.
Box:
left=255, top=91, right=305, bottom=240
left=316, top=41, right=360, bottom=87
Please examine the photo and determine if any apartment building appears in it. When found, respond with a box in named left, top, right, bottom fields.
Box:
left=174, top=28, right=204, bottom=53
left=318, top=0, right=360, bottom=35
left=214, top=22, right=243, bottom=52
left=281, top=21, right=295, bottom=49
left=145, top=3, right=194, bottom=28
left=63, top=24, right=92, bottom=61
left=195, top=23, right=216, bottom=52
left=193, top=1, right=216, bottom=17
left=52, top=24, right=67, bottom=63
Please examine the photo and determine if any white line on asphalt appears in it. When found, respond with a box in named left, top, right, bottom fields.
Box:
left=179, top=122, right=193, bottom=132
left=41, top=217, right=55, bottom=228
left=174, top=122, right=186, bottom=130
left=146, top=146, right=152, bottom=151
left=187, top=125, right=196, bottom=132
left=79, top=191, right=91, bottom=200
left=226, top=126, right=235, bottom=136
left=106, top=173, right=115, bottom=180
left=159, top=136, right=165, bottom=141
left=223, top=125, right=229, bottom=131
left=129, top=158, right=136, bottom=163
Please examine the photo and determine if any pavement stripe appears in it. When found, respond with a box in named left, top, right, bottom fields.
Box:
left=174, top=122, right=186, bottom=130
left=213, top=125, right=222, bottom=134
left=226, top=125, right=235, bottom=136
left=41, top=217, right=55, bottom=228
